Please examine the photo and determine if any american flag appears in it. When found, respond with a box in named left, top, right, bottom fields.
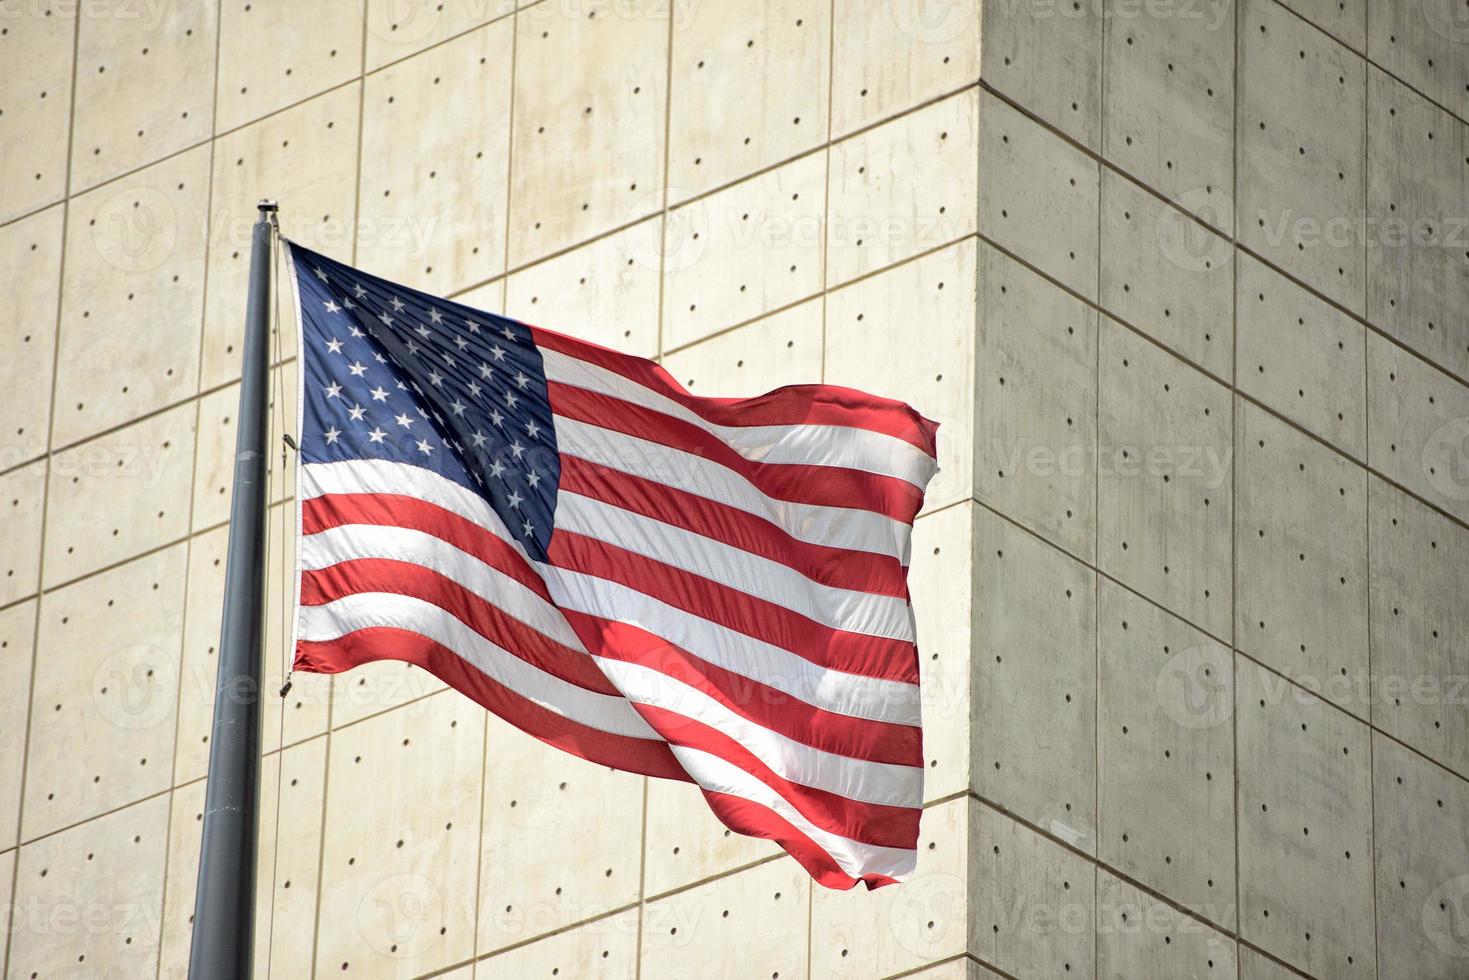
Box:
left=285, top=240, right=939, bottom=889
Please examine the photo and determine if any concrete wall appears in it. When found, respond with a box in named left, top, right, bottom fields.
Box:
left=0, top=0, right=1464, bottom=977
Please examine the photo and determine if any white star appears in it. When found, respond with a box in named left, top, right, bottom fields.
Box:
left=488, top=408, right=504, bottom=428
left=416, top=324, right=432, bottom=339
left=526, top=470, right=541, bottom=488
left=343, top=296, right=356, bottom=310
left=348, top=361, right=367, bottom=377
left=323, top=382, right=342, bottom=399
left=323, top=426, right=341, bottom=444
left=506, top=489, right=523, bottom=508
left=465, top=318, right=481, bottom=334
left=396, top=380, right=408, bottom=391
left=501, top=324, right=516, bottom=340
left=314, top=266, right=328, bottom=281
left=521, top=520, right=535, bottom=538
left=442, top=352, right=456, bottom=367
left=427, top=369, right=444, bottom=388
left=323, top=299, right=341, bottom=314
left=394, top=412, right=414, bottom=429
left=378, top=311, right=393, bottom=326
left=406, top=340, right=421, bottom=356
left=489, top=344, right=507, bottom=362
left=416, top=439, right=433, bottom=455
left=369, top=386, right=389, bottom=402
left=468, top=381, right=483, bottom=398
left=390, top=296, right=406, bottom=313
left=432, top=409, right=444, bottom=424
left=347, top=403, right=366, bottom=422
left=526, top=420, right=540, bottom=439
left=504, top=390, right=518, bottom=409
left=449, top=399, right=467, bottom=416
left=325, top=337, right=344, bottom=354
left=373, top=351, right=387, bottom=364
left=509, top=440, right=525, bottom=459
left=368, top=427, right=386, bottom=443
left=454, top=335, right=469, bottom=351
left=489, top=459, right=506, bottom=479
left=513, top=371, right=530, bottom=390
left=348, top=325, right=365, bottom=338
left=352, top=284, right=367, bottom=299
left=428, top=308, right=444, bottom=324
left=478, top=361, right=494, bottom=379
left=470, top=431, right=488, bottom=448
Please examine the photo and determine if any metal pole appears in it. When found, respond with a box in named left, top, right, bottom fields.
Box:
left=188, top=200, right=277, bottom=980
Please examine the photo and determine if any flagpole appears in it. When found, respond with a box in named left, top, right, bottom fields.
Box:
left=188, top=200, right=278, bottom=980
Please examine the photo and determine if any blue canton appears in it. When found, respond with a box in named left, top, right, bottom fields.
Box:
left=292, top=242, right=560, bottom=560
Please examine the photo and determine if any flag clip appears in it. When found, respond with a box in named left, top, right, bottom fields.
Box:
left=282, top=433, right=298, bottom=452
left=278, top=678, right=293, bottom=698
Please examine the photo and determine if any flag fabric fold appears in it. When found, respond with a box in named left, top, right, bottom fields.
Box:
left=285, top=240, right=939, bottom=889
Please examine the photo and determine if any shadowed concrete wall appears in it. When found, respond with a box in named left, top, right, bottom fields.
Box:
left=0, top=0, right=1464, bottom=977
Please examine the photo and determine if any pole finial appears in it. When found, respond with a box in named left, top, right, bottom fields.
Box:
left=257, top=199, right=279, bottom=213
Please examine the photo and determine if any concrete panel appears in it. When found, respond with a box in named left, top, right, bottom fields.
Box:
left=667, top=0, right=830, bottom=202
left=175, top=504, right=330, bottom=785
left=0, top=7, right=73, bottom=222
left=976, top=243, right=1098, bottom=559
left=359, top=19, right=514, bottom=296
left=191, top=369, right=297, bottom=532
left=1368, top=0, right=1469, bottom=121
left=972, top=806, right=1096, bottom=978
left=1098, top=318, right=1233, bottom=637
left=7, top=795, right=168, bottom=979
left=1100, top=169, right=1234, bottom=379
left=365, top=0, right=516, bottom=72
left=1235, top=657, right=1375, bottom=978
left=1235, top=400, right=1369, bottom=717
left=508, top=3, right=666, bottom=266
left=973, top=507, right=1097, bottom=853
left=479, top=717, right=642, bottom=951
left=0, top=459, right=46, bottom=606
left=1372, top=733, right=1469, bottom=977
left=980, top=0, right=1102, bottom=150
left=1097, top=580, right=1236, bottom=928
left=642, top=777, right=778, bottom=897
left=1236, top=251, right=1367, bottom=458
left=824, top=239, right=977, bottom=512
left=1368, top=477, right=1469, bottom=775
left=317, top=691, right=484, bottom=978
left=1368, top=328, right=1469, bottom=529
left=978, top=90, right=1100, bottom=300
left=908, top=503, right=975, bottom=802
left=1096, top=870, right=1239, bottom=980
left=663, top=152, right=826, bottom=350
left=475, top=909, right=638, bottom=979
left=159, top=739, right=327, bottom=980
left=202, top=84, right=361, bottom=389
left=0, top=600, right=36, bottom=852
left=0, top=847, right=10, bottom=973
left=1102, top=0, right=1235, bottom=230
left=1237, top=0, right=1366, bottom=313
left=829, top=0, right=980, bottom=137
left=69, top=2, right=216, bottom=192
left=53, top=145, right=210, bottom=446
left=1366, top=67, right=1469, bottom=383
left=41, top=401, right=195, bottom=587
left=827, top=88, right=977, bottom=287
left=661, top=298, right=823, bottom=396
left=24, top=544, right=185, bottom=840
left=328, top=660, right=447, bottom=730
left=640, top=857, right=809, bottom=980
left=216, top=0, right=363, bottom=131
left=1282, top=0, right=1366, bottom=51
left=1238, top=947, right=1301, bottom=980
left=0, top=203, right=62, bottom=465
left=503, top=217, right=662, bottom=359
left=811, top=797, right=973, bottom=977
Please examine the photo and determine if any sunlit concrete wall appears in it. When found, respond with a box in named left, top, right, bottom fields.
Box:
left=0, top=0, right=1466, bottom=977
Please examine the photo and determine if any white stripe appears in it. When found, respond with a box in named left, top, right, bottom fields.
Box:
left=671, top=746, right=918, bottom=882
left=299, top=592, right=660, bottom=741
left=556, top=491, right=915, bottom=642
left=553, top=416, right=912, bottom=564
left=542, top=566, right=921, bottom=727
left=542, top=347, right=936, bottom=489
left=301, top=523, right=583, bottom=652
left=595, top=658, right=921, bottom=808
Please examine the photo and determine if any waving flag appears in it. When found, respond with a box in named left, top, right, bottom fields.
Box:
left=285, top=241, right=939, bottom=889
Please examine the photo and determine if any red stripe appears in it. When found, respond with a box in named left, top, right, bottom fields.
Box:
left=558, top=455, right=909, bottom=599
left=548, top=530, right=921, bottom=685
left=561, top=611, right=922, bottom=768
left=303, top=492, right=551, bottom=601
left=701, top=792, right=900, bottom=890
left=550, top=382, right=925, bottom=525
left=301, top=558, right=621, bottom=697
left=531, top=325, right=939, bottom=458
left=636, top=704, right=920, bottom=849
left=295, top=626, right=688, bottom=782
